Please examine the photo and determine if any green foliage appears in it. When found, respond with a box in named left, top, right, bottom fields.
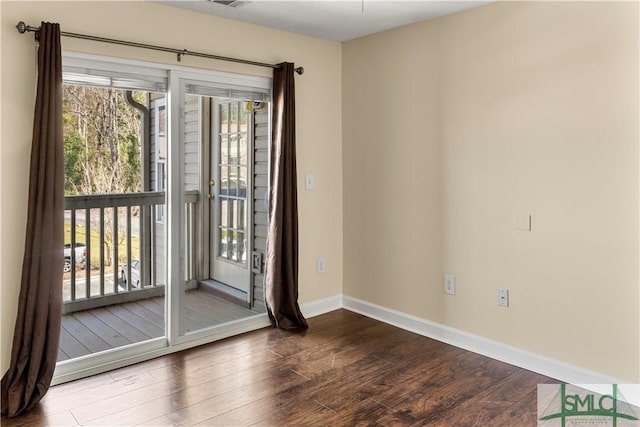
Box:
left=132, top=91, right=147, bottom=106
left=63, top=131, right=84, bottom=194
left=62, top=85, right=148, bottom=196
left=62, top=85, right=158, bottom=265
left=120, top=133, right=141, bottom=190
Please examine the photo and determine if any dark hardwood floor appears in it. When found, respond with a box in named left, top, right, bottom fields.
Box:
left=2, top=309, right=555, bottom=426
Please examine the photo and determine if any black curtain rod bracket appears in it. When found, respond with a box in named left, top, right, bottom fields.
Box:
left=16, top=21, right=304, bottom=75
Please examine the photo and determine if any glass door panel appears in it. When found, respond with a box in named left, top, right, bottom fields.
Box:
left=59, top=84, right=168, bottom=362
left=177, top=83, right=255, bottom=337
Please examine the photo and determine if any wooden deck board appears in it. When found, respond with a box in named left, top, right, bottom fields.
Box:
left=183, top=291, right=249, bottom=330
left=139, top=298, right=164, bottom=316
left=58, top=289, right=256, bottom=362
left=60, top=315, right=111, bottom=354
left=57, top=327, right=88, bottom=360
left=72, top=310, right=133, bottom=349
left=124, top=300, right=165, bottom=326
left=105, top=304, right=164, bottom=338
left=89, top=307, right=151, bottom=343
left=182, top=294, right=221, bottom=330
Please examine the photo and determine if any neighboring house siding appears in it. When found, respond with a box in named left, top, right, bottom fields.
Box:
left=252, top=105, right=268, bottom=311
left=184, top=95, right=200, bottom=192
left=149, top=93, right=165, bottom=193
left=183, top=95, right=201, bottom=285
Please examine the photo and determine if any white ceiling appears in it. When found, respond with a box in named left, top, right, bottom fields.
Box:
left=158, top=1, right=490, bottom=42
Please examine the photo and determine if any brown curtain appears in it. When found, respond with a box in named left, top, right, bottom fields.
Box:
left=1, top=22, right=64, bottom=418
left=264, top=62, right=308, bottom=330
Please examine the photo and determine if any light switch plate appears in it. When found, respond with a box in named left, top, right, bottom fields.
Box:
left=305, top=173, right=315, bottom=190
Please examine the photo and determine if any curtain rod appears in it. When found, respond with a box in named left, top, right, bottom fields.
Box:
left=16, top=21, right=304, bottom=75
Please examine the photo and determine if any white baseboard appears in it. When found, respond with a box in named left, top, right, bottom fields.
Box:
left=53, top=293, right=625, bottom=386
left=342, top=295, right=626, bottom=386
left=300, top=294, right=343, bottom=318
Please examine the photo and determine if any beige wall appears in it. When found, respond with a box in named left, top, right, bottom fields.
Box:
left=0, top=1, right=343, bottom=374
left=2, top=0, right=637, bottom=384
left=343, top=1, right=639, bottom=382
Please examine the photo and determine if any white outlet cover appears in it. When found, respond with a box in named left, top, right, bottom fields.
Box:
left=316, top=257, right=326, bottom=273
left=443, top=274, right=455, bottom=295
left=497, top=288, right=509, bottom=307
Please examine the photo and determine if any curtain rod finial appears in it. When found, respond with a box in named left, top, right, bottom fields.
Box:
left=295, top=66, right=304, bottom=75
left=16, top=21, right=39, bottom=40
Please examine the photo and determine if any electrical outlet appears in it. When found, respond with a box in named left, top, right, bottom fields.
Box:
left=443, top=274, right=455, bottom=295
left=497, top=288, right=509, bottom=307
left=316, top=257, right=326, bottom=274
left=251, top=252, right=263, bottom=273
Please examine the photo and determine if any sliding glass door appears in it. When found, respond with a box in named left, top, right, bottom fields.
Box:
left=57, top=55, right=272, bottom=382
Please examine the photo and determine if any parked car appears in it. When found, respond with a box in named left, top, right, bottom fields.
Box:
left=63, top=243, right=86, bottom=273
left=120, top=259, right=140, bottom=287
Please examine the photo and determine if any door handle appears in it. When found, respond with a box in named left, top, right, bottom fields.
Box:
left=209, top=180, right=215, bottom=187
left=207, top=194, right=215, bottom=200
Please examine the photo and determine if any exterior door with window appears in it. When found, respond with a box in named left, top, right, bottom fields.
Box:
left=210, top=100, right=252, bottom=294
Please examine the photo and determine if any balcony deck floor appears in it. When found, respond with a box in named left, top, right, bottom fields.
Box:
left=58, top=289, right=260, bottom=362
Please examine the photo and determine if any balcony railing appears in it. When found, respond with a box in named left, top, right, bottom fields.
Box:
left=64, top=190, right=199, bottom=314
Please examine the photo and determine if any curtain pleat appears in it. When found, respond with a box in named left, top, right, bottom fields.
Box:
left=264, top=62, right=308, bottom=329
left=1, top=22, right=64, bottom=417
